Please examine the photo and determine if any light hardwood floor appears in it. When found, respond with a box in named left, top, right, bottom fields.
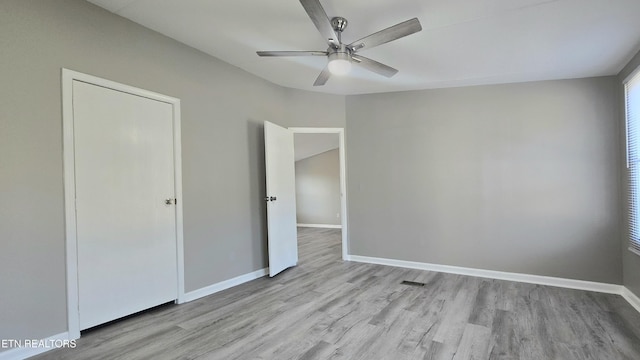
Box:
left=33, top=228, right=640, bottom=359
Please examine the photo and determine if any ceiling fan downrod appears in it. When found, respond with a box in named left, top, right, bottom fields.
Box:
left=330, top=16, right=348, bottom=44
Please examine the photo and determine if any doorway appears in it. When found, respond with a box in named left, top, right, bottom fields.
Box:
left=290, top=128, right=348, bottom=261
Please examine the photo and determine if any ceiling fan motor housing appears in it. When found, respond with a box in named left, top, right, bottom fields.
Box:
left=328, top=44, right=351, bottom=60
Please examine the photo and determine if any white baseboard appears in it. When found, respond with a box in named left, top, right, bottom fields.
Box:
left=183, top=268, right=268, bottom=303
left=297, top=223, right=342, bottom=229
left=348, top=255, right=623, bottom=295
left=622, top=287, right=640, bottom=313
left=0, top=332, right=71, bottom=360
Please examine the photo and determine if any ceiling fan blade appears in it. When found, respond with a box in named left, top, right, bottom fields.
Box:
left=348, top=18, right=422, bottom=52
left=299, top=0, right=340, bottom=47
left=313, top=66, right=331, bottom=86
left=257, top=51, right=327, bottom=57
left=352, top=55, right=398, bottom=78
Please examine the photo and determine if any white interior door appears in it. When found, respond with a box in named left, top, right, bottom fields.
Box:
left=264, top=121, right=298, bottom=277
left=73, top=80, right=178, bottom=330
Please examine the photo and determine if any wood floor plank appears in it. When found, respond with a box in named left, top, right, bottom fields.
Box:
left=487, top=309, right=518, bottom=360
left=452, top=323, right=491, bottom=360
left=31, top=227, right=640, bottom=360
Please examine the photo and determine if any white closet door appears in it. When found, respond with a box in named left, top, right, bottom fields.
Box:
left=73, top=80, right=178, bottom=330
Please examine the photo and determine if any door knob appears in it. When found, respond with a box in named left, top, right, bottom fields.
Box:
left=165, top=198, right=176, bottom=205
left=264, top=196, right=277, bottom=202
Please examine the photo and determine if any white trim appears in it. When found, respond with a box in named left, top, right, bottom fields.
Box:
left=349, top=255, right=623, bottom=294
left=61, top=68, right=185, bottom=338
left=183, top=268, right=268, bottom=302
left=623, top=62, right=640, bottom=85
left=629, top=247, right=640, bottom=258
left=172, top=100, right=186, bottom=304
left=289, top=127, right=349, bottom=260
left=61, top=69, right=80, bottom=340
left=297, top=223, right=342, bottom=229
left=0, top=332, right=71, bottom=360
left=622, top=287, right=640, bottom=313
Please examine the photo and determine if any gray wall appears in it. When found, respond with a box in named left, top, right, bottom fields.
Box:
left=619, top=48, right=640, bottom=298
left=0, top=0, right=345, bottom=345
left=295, top=149, right=341, bottom=225
left=346, top=77, right=622, bottom=284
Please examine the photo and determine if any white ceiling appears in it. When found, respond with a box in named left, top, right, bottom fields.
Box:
left=87, top=0, right=640, bottom=95
left=294, top=133, right=339, bottom=162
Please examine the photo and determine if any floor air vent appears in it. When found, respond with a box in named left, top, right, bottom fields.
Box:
left=401, top=280, right=426, bottom=287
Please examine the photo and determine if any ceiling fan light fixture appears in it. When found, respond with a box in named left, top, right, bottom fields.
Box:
left=328, top=58, right=351, bottom=76
left=327, top=48, right=351, bottom=76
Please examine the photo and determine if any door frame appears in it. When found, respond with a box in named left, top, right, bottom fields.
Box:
left=61, top=69, right=185, bottom=339
left=289, top=127, right=349, bottom=260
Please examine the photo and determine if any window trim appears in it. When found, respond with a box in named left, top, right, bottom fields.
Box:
left=624, top=64, right=640, bottom=257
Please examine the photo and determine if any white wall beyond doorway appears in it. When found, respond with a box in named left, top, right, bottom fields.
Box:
left=295, top=148, right=341, bottom=226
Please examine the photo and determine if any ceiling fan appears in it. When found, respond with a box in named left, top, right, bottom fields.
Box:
left=257, top=0, right=422, bottom=86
